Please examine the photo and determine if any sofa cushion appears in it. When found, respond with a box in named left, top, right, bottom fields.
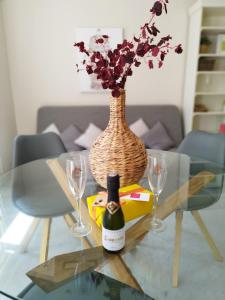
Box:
left=75, top=123, right=102, bottom=149
left=37, top=105, right=183, bottom=147
left=142, top=121, right=175, bottom=150
left=60, top=125, right=83, bottom=152
left=129, top=118, right=149, bottom=137
left=42, top=123, right=60, bottom=135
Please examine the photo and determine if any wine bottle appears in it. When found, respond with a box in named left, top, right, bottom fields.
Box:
left=102, top=172, right=125, bottom=253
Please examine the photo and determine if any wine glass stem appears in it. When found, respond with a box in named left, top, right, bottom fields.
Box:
left=152, top=193, right=159, bottom=220
left=77, top=196, right=83, bottom=227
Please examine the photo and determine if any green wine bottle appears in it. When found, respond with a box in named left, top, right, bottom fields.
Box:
left=102, top=172, right=125, bottom=253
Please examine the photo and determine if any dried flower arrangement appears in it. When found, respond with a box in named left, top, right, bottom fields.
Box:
left=74, top=0, right=183, bottom=98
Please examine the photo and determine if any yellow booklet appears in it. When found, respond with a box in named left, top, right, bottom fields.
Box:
left=87, top=184, right=153, bottom=227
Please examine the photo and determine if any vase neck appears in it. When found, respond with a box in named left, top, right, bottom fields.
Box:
left=109, top=91, right=126, bottom=124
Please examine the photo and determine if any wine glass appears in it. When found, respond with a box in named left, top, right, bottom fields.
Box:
left=66, top=153, right=91, bottom=237
left=148, top=152, right=167, bottom=232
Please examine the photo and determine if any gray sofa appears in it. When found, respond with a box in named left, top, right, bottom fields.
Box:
left=37, top=105, right=183, bottom=149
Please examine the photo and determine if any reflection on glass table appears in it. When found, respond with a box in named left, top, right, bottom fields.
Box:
left=21, top=270, right=154, bottom=300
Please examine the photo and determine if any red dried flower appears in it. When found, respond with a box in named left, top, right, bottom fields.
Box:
left=175, top=44, right=183, bottom=54
left=126, top=68, right=133, bottom=76
left=134, top=60, right=141, bottom=67
left=96, top=38, right=104, bottom=44
left=150, top=1, right=163, bottom=16
left=134, top=36, right=140, bottom=43
left=160, top=51, right=166, bottom=61
left=102, top=82, right=109, bottom=89
left=148, top=60, right=154, bottom=69
left=152, top=47, right=160, bottom=57
left=125, top=51, right=135, bottom=64
left=74, top=42, right=89, bottom=56
left=74, top=0, right=182, bottom=97
left=114, top=66, right=123, bottom=77
left=136, top=42, right=151, bottom=57
left=112, top=89, right=121, bottom=98
left=86, top=65, right=93, bottom=74
left=151, top=23, right=160, bottom=36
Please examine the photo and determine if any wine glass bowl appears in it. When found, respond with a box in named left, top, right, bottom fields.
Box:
left=66, top=153, right=91, bottom=237
left=148, top=152, right=167, bottom=232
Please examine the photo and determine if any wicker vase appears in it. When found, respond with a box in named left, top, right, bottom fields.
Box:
left=89, top=90, right=147, bottom=188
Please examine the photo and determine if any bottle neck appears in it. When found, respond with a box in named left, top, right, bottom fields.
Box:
left=107, top=188, right=120, bottom=203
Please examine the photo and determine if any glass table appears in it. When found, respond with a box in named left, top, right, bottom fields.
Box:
left=0, top=150, right=225, bottom=300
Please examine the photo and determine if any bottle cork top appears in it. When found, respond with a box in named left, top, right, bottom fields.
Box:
left=107, top=172, right=120, bottom=190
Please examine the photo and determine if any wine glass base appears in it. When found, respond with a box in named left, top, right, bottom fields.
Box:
left=151, top=218, right=166, bottom=233
left=70, top=223, right=92, bottom=237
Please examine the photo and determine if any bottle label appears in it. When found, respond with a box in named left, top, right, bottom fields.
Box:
left=106, top=201, right=120, bottom=215
left=102, top=227, right=125, bottom=251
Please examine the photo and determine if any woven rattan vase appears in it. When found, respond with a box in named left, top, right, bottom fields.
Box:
left=89, top=90, right=147, bottom=188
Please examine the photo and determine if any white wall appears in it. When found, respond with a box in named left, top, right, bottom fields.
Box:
left=1, top=0, right=196, bottom=134
left=0, top=2, right=16, bottom=172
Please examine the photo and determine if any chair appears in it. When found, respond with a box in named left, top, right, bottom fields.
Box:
left=12, top=132, right=67, bottom=167
left=12, top=133, right=75, bottom=263
left=173, top=130, right=225, bottom=287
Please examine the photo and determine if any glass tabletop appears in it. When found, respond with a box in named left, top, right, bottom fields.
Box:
left=0, top=150, right=225, bottom=300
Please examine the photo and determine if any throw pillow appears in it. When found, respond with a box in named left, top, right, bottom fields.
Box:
left=60, top=125, right=83, bottom=152
left=42, top=123, right=60, bottom=135
left=75, top=123, right=102, bottom=149
left=142, top=122, right=174, bottom=150
left=129, top=118, right=149, bottom=137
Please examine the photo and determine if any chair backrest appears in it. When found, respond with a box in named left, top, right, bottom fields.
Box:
left=177, top=130, right=225, bottom=165
left=12, top=132, right=67, bottom=168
